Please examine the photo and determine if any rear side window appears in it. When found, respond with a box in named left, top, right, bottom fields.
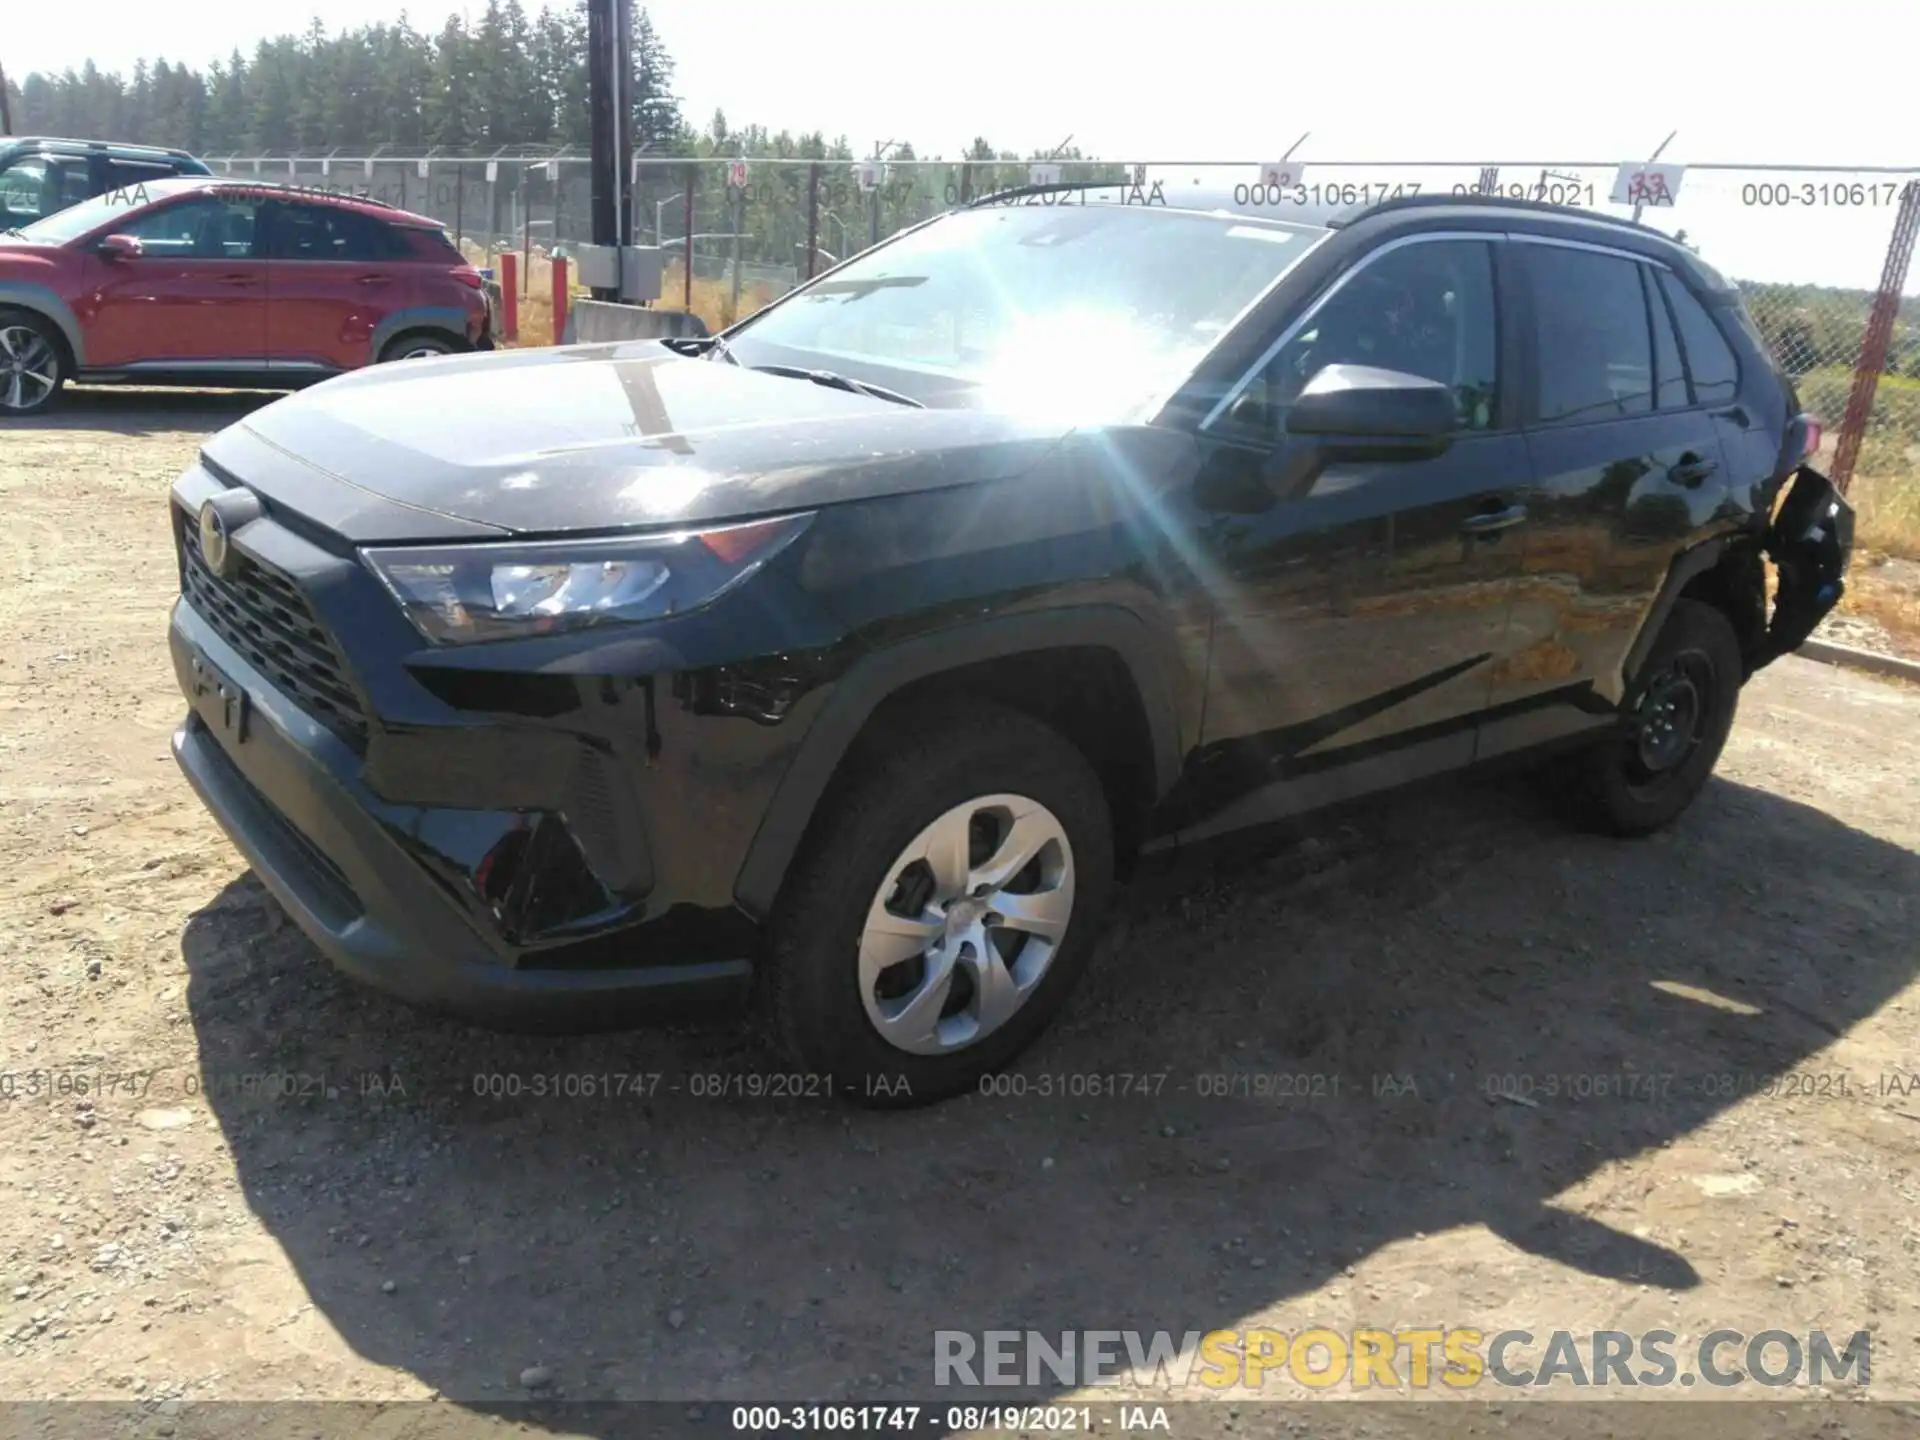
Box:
left=1644, top=266, right=1689, bottom=410
left=267, top=203, right=399, bottom=262
left=105, top=159, right=180, bottom=191
left=397, top=224, right=465, bottom=261
left=1525, top=245, right=1653, bottom=423
left=1658, top=271, right=1739, bottom=405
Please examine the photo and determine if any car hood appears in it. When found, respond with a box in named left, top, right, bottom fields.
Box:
left=0, top=241, right=67, bottom=263
left=203, top=342, right=1076, bottom=543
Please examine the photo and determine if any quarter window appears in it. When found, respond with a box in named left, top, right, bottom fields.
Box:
left=1659, top=270, right=1740, bottom=406
left=1526, top=245, right=1653, bottom=423
left=1645, top=265, right=1690, bottom=410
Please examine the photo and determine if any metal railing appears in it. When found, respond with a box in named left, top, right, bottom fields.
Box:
left=200, top=152, right=1920, bottom=547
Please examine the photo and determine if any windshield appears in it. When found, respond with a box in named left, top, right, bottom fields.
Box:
left=724, top=202, right=1325, bottom=421
left=13, top=178, right=207, bottom=244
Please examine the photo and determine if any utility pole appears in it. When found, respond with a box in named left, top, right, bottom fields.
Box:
left=0, top=60, right=14, bottom=137
left=869, top=138, right=893, bottom=249
left=585, top=0, right=632, bottom=302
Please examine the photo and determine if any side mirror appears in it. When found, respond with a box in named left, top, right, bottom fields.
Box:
left=1286, top=363, right=1458, bottom=441
left=97, top=233, right=144, bottom=261
left=1248, top=364, right=1460, bottom=504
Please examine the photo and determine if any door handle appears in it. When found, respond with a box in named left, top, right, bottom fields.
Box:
left=1669, top=455, right=1719, bottom=487
left=355, top=275, right=391, bottom=286
left=1459, top=503, right=1527, bottom=537
left=216, top=274, right=255, bottom=286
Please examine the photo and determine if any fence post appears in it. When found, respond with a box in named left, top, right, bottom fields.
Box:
left=453, top=163, right=464, bottom=248
left=728, top=179, right=744, bottom=323
left=499, top=251, right=519, bottom=343
left=1831, top=180, right=1920, bottom=496
left=683, top=162, right=695, bottom=312
left=553, top=256, right=569, bottom=346
left=805, top=161, right=820, bottom=280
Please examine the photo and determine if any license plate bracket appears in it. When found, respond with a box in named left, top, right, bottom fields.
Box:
left=187, top=647, right=251, bottom=744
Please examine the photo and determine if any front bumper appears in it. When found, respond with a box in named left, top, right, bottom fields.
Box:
left=169, top=602, right=752, bottom=1030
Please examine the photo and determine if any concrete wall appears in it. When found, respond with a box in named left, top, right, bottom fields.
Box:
left=561, top=300, right=711, bottom=345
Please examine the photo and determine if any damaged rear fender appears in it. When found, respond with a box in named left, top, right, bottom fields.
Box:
left=1752, top=463, right=1855, bottom=672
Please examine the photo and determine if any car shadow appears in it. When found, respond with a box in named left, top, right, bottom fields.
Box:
left=17, top=387, right=283, bottom=435
left=178, top=770, right=1919, bottom=1427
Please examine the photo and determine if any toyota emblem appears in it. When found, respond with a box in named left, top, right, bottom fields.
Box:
left=195, top=488, right=265, bottom=578
left=199, top=501, right=231, bottom=576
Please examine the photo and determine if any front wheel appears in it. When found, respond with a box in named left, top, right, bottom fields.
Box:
left=766, top=703, right=1116, bottom=1108
left=0, top=311, right=66, bottom=417
left=1561, top=599, right=1744, bottom=836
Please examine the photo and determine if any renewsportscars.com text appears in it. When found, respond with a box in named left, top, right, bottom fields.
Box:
left=933, top=1328, right=1871, bottom=1391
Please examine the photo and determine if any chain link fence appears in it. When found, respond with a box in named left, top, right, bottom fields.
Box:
left=202, top=152, right=1920, bottom=554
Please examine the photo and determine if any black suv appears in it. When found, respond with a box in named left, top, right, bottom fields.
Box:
left=0, top=137, right=211, bottom=230
left=166, top=186, right=1851, bottom=1107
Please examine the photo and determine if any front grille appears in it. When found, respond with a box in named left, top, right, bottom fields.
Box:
left=176, top=508, right=370, bottom=751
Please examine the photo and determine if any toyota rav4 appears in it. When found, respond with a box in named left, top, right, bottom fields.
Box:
left=165, top=187, right=1851, bottom=1107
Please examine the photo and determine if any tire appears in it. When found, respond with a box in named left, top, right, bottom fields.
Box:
left=378, top=332, right=459, bottom=364
left=1561, top=599, right=1743, bottom=837
left=0, top=309, right=67, bottom=417
left=765, top=702, right=1116, bottom=1109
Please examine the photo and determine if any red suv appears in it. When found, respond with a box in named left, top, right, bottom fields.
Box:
left=0, top=177, right=492, bottom=416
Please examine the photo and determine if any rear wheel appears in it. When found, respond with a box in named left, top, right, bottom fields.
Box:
left=1561, top=599, right=1743, bottom=836
left=0, top=311, right=66, bottom=417
left=378, top=332, right=460, bottom=363
left=766, top=704, right=1115, bottom=1109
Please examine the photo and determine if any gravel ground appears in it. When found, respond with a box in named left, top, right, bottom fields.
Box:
left=2, top=389, right=1919, bottom=1437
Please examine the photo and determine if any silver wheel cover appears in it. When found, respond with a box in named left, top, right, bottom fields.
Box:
left=858, top=793, right=1075, bottom=1056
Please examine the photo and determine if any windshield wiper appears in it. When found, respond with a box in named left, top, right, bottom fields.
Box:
left=659, top=333, right=740, bottom=364
left=751, top=364, right=924, bottom=408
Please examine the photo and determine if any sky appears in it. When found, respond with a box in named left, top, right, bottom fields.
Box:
left=8, top=0, right=1920, bottom=289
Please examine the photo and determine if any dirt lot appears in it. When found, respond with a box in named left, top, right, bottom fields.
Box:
left=3, top=390, right=1920, bottom=1433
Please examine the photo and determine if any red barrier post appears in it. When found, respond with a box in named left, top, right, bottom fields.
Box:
left=499, top=251, right=519, bottom=343
left=553, top=256, right=570, bottom=346
left=1831, top=180, right=1920, bottom=496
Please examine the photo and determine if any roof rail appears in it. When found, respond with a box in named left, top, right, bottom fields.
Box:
left=1331, top=190, right=1653, bottom=235
left=9, top=135, right=195, bottom=159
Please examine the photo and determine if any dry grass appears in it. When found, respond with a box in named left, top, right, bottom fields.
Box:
left=658, top=262, right=781, bottom=333
left=458, top=239, right=778, bottom=345
left=1835, top=552, right=1920, bottom=653
left=1849, top=468, right=1920, bottom=561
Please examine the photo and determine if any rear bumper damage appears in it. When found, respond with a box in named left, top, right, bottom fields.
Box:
left=1754, top=463, right=1855, bottom=670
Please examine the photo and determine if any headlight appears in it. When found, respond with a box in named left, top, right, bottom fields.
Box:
left=363, top=511, right=813, bottom=645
